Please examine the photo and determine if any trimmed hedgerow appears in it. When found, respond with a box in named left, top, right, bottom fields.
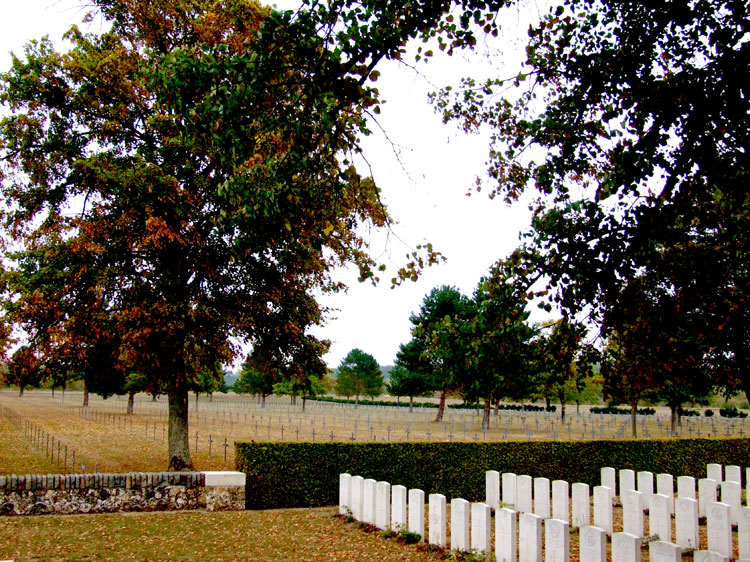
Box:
left=235, top=438, right=750, bottom=509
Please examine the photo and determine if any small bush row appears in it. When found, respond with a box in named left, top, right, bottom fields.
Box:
left=590, top=406, right=657, bottom=416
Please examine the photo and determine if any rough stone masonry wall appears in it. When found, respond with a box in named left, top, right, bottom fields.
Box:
left=0, top=471, right=245, bottom=516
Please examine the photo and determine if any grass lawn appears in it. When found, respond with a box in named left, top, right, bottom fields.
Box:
left=0, top=508, right=445, bottom=562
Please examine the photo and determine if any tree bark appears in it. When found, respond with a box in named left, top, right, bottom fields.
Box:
left=630, top=398, right=638, bottom=438
left=558, top=390, right=566, bottom=423
left=483, top=396, right=491, bottom=431
left=435, top=387, right=447, bottom=422
left=127, top=392, right=135, bottom=415
left=167, top=376, right=194, bottom=471
left=83, top=385, right=89, bottom=407
left=408, top=395, right=414, bottom=413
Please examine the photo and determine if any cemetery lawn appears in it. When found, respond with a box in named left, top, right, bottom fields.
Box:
left=0, top=507, right=444, bottom=562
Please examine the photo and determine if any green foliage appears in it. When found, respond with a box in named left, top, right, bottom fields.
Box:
left=236, top=438, right=750, bottom=509
left=334, top=349, right=384, bottom=402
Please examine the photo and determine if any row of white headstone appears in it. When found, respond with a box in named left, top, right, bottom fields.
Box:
left=339, top=464, right=750, bottom=562
left=486, top=463, right=750, bottom=560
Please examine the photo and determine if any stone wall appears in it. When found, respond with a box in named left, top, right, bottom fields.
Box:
left=0, top=471, right=245, bottom=516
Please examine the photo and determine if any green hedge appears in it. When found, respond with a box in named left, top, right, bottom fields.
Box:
left=235, top=438, right=750, bottom=509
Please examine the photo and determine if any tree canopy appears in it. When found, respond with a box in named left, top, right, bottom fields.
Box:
left=0, top=0, right=443, bottom=469
left=334, top=348, right=383, bottom=403
left=434, top=0, right=750, bottom=402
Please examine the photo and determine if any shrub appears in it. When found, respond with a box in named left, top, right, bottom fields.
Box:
left=235, top=438, right=750, bottom=509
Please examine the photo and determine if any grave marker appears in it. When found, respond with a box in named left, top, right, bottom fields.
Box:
left=363, top=478, right=376, bottom=525
left=636, top=471, right=654, bottom=510
left=429, top=493, right=447, bottom=548
left=579, top=525, right=607, bottom=562
left=620, top=470, right=636, bottom=497
left=725, top=465, right=741, bottom=484
left=519, top=512, right=543, bottom=562
left=503, top=473, right=517, bottom=509
left=719, top=480, right=741, bottom=524
left=496, top=508, right=517, bottom=562
left=545, top=519, right=569, bottom=562
left=351, top=476, right=364, bottom=521
left=552, top=480, right=569, bottom=523
left=391, top=485, right=407, bottom=532
left=707, top=463, right=723, bottom=483
left=375, top=481, right=390, bottom=530
left=339, top=473, right=351, bottom=515
left=622, top=490, right=643, bottom=537
left=612, top=532, right=641, bottom=562
left=693, top=551, right=729, bottom=562
left=601, top=467, right=616, bottom=496
left=698, top=478, right=718, bottom=518
left=534, top=477, right=551, bottom=519
left=649, top=541, right=681, bottom=562
left=675, top=497, right=699, bottom=550
left=487, top=470, right=500, bottom=511
left=677, top=476, right=696, bottom=500
left=517, top=475, right=533, bottom=513
left=706, top=501, right=732, bottom=558
left=738, top=506, right=750, bottom=560
left=451, top=498, right=470, bottom=552
left=649, top=494, right=671, bottom=542
left=591, top=486, right=612, bottom=536
left=408, top=488, right=425, bottom=538
left=572, top=483, right=590, bottom=528
left=471, top=502, right=492, bottom=555
left=656, top=473, right=674, bottom=515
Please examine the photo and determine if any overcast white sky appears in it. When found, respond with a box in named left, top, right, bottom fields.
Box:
left=1, top=0, right=545, bottom=369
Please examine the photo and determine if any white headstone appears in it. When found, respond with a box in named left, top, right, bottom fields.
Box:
left=545, top=518, right=569, bottom=562
left=725, top=465, right=741, bottom=485
left=636, top=471, right=653, bottom=510
left=649, top=540, right=681, bottom=562
left=519, top=512, right=543, bottom=562
left=707, top=463, right=723, bottom=483
left=620, top=469, right=636, bottom=496
left=391, top=485, right=407, bottom=532
left=339, top=473, right=352, bottom=515
left=694, top=550, right=730, bottom=562
left=375, top=481, right=391, bottom=530
left=612, top=532, right=641, bottom=562
left=677, top=475, right=696, bottom=500
left=351, top=475, right=364, bottom=520
left=675, top=497, right=699, bottom=550
left=593, top=486, right=613, bottom=535
left=720, top=480, right=741, bottom=524
left=451, top=498, right=470, bottom=552
left=428, top=493, right=447, bottom=547
left=471, top=502, right=492, bottom=555
left=517, top=475, right=534, bottom=513
left=496, top=508, right=517, bottom=562
left=487, top=470, right=501, bottom=511
left=649, top=493, right=671, bottom=542
left=408, top=488, right=425, bottom=538
left=572, top=483, right=590, bottom=528
left=656, top=473, right=674, bottom=515
left=363, top=478, right=376, bottom=525
left=534, top=477, right=551, bottom=518
left=738, top=506, right=750, bottom=560
left=552, top=480, right=569, bottom=523
left=747, top=467, right=750, bottom=505
left=622, top=489, right=643, bottom=537
left=706, top=501, right=732, bottom=558
left=601, top=467, right=617, bottom=496
left=579, top=525, right=607, bottom=562
left=698, top=478, right=718, bottom=518
left=503, top=473, right=518, bottom=509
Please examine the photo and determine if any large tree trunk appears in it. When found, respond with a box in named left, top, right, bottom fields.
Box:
left=83, top=385, right=89, bottom=407
left=127, top=391, right=135, bottom=415
left=408, top=395, right=414, bottom=413
left=167, top=375, right=194, bottom=471
left=630, top=398, right=638, bottom=438
left=558, top=390, right=567, bottom=423
left=483, top=395, right=491, bottom=431
left=435, top=387, right=447, bottom=422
